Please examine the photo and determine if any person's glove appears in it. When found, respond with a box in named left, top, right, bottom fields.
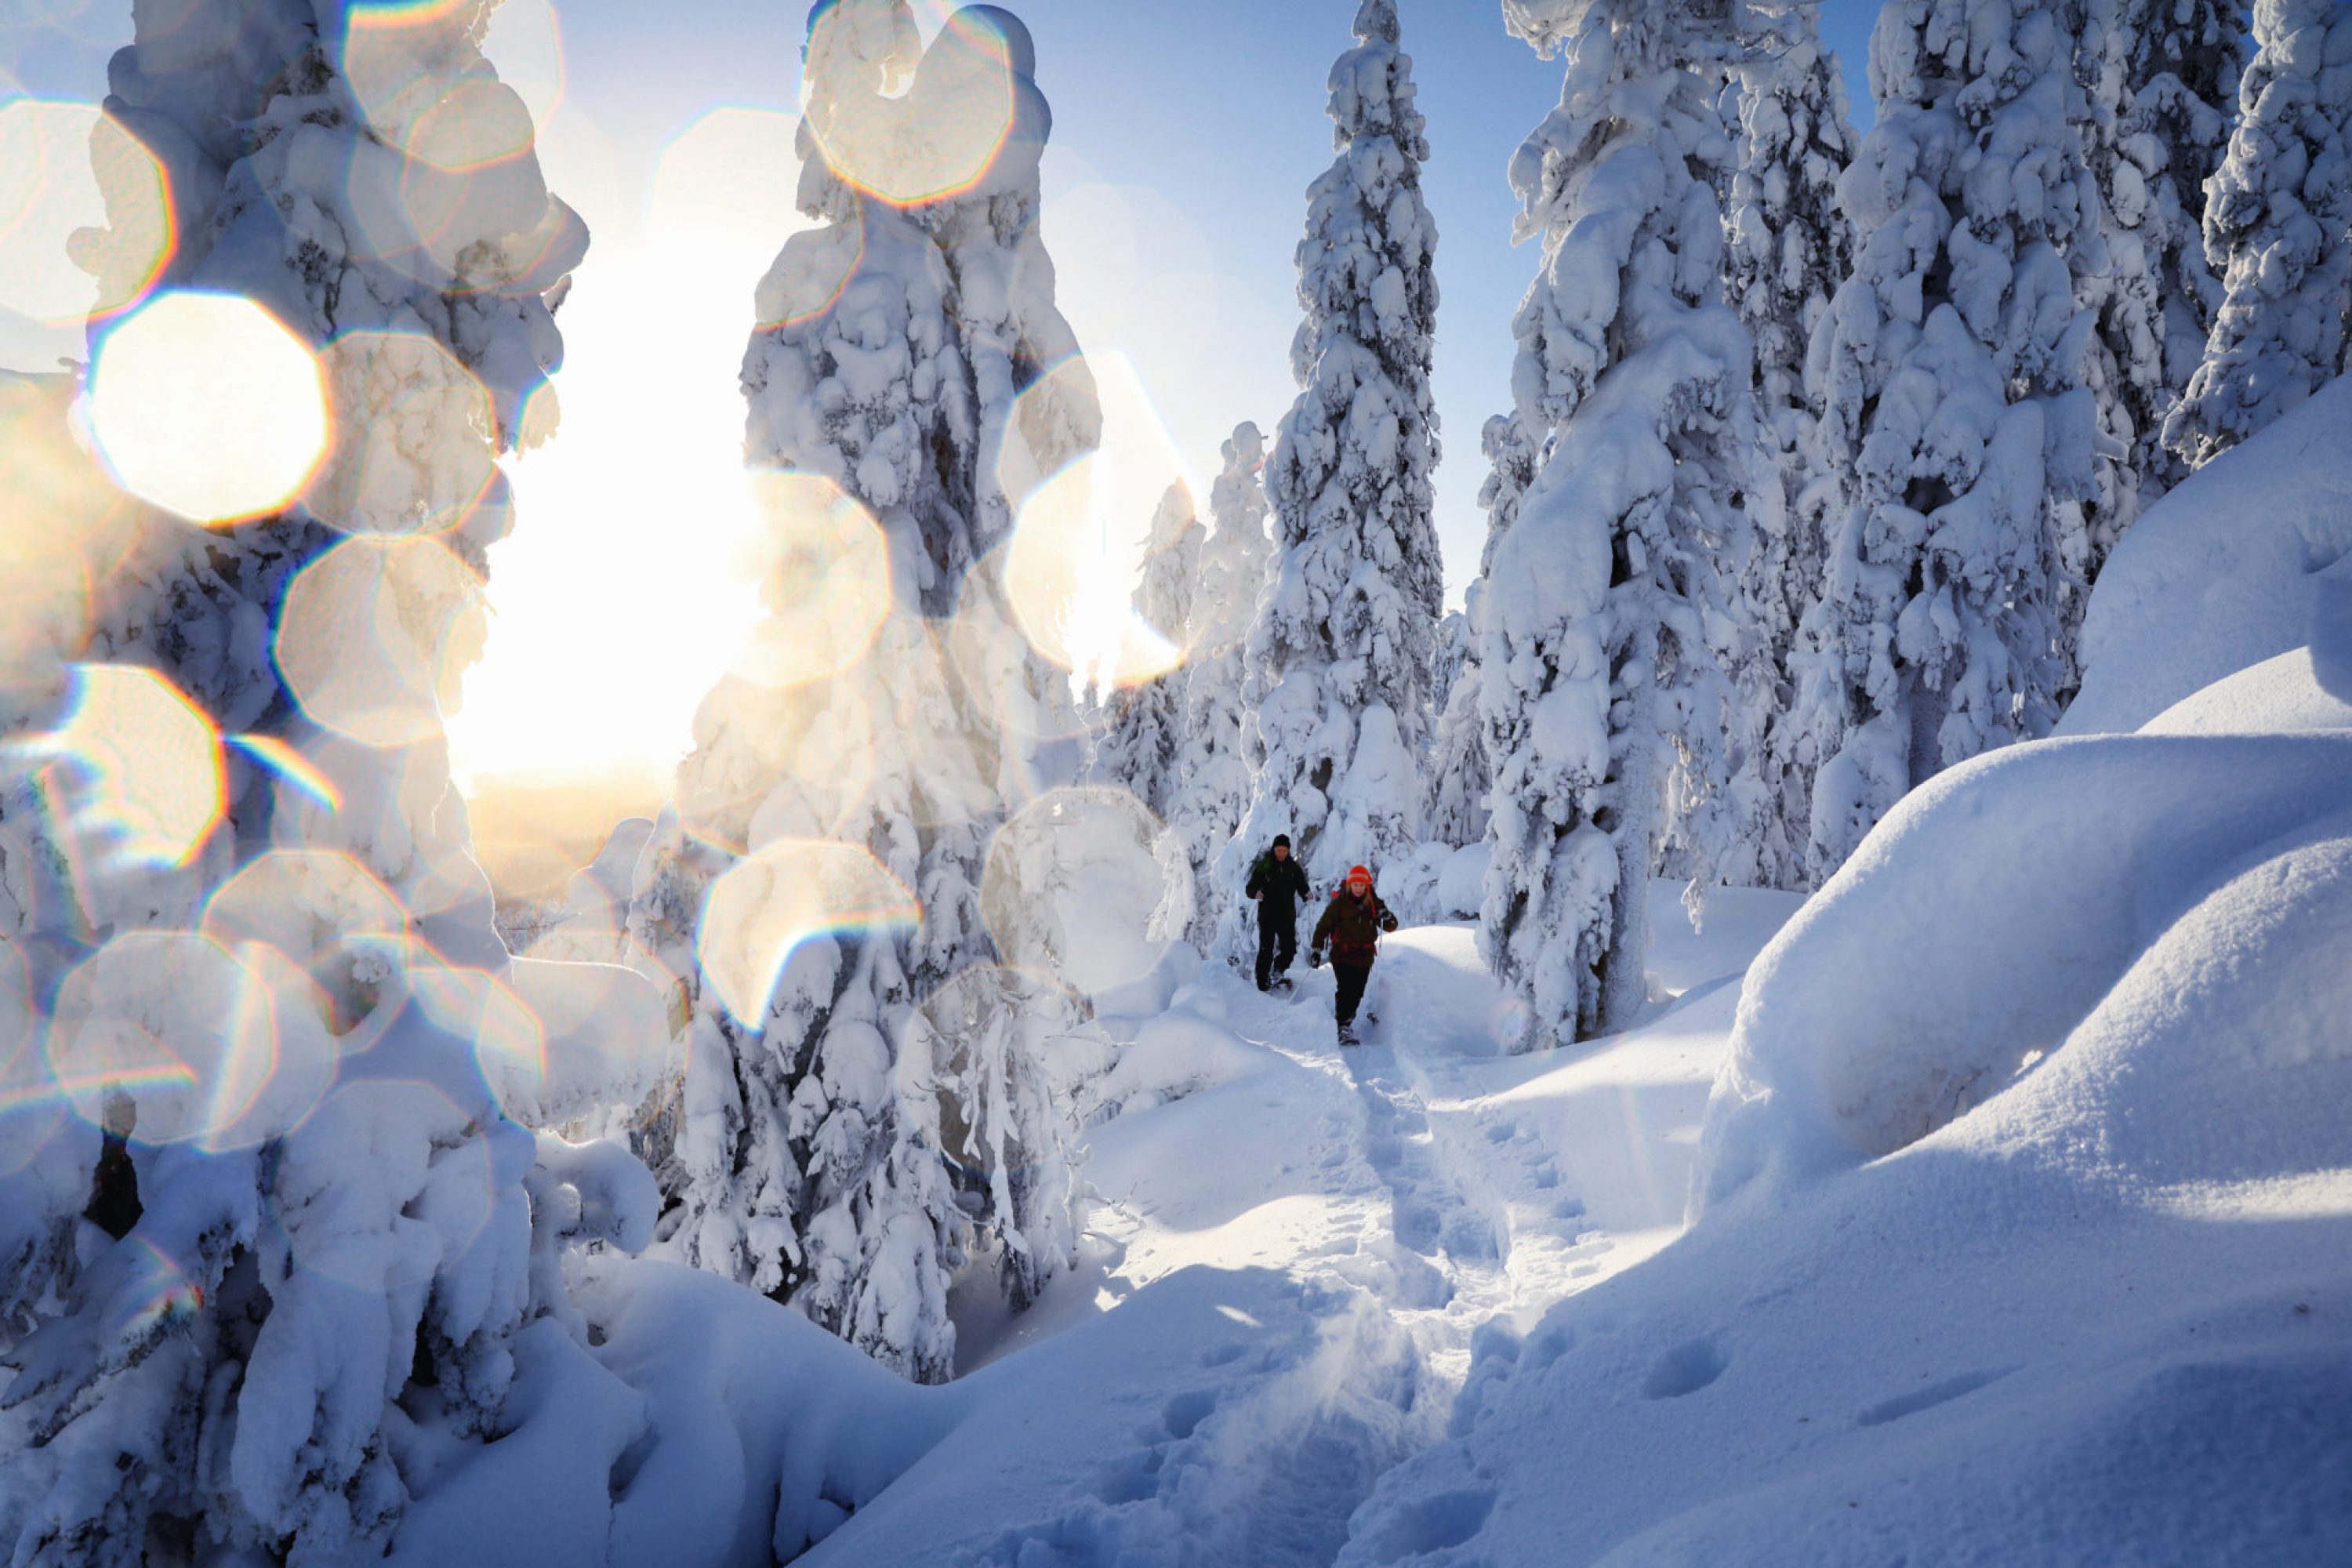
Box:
left=1308, top=948, right=1324, bottom=970
left=1381, top=913, right=1398, bottom=933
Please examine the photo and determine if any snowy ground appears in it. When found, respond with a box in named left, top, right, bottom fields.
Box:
left=542, top=887, right=1796, bottom=1566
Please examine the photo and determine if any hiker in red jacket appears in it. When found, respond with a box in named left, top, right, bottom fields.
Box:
left=1308, top=864, right=1397, bottom=1047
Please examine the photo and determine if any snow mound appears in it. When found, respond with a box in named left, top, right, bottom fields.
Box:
left=1341, top=715, right=2352, bottom=1562
left=2063, top=374, right=2352, bottom=735
left=2141, top=644, right=2352, bottom=735
left=1693, top=732, right=2352, bottom=1210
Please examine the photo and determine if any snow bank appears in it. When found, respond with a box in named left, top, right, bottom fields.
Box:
left=1342, top=718, right=2352, bottom=1561
left=1693, top=732, right=2352, bottom=1209
left=1342, top=748, right=2352, bottom=1560
left=390, top=1257, right=961, bottom=1566
left=1341, top=306, right=2352, bottom=1559
left=2063, top=374, right=2352, bottom=735
left=2141, top=646, right=2352, bottom=735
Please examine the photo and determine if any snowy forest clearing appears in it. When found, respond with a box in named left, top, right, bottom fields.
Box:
left=473, top=891, right=1798, bottom=1566
left=4, top=0, right=2350, bottom=1561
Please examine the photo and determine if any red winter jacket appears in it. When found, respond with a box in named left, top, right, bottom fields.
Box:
left=1312, top=886, right=1398, bottom=966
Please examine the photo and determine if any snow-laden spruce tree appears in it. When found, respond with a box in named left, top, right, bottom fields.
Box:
left=1161, top=423, right=1272, bottom=950
left=1720, top=2, right=1854, bottom=891
left=1794, top=0, right=2102, bottom=882
left=1423, top=606, right=1476, bottom=840
left=0, top=5, right=668, bottom=1562
left=1091, top=482, right=1203, bottom=817
left=626, top=2, right=1095, bottom=1381
left=2165, top=0, right=2352, bottom=470
left=1226, top=0, right=1443, bottom=913
left=2078, top=0, right=2244, bottom=538
left=1424, top=412, right=1538, bottom=850
left=1476, top=0, right=1753, bottom=1047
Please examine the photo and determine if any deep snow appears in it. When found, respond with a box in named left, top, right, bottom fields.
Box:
left=452, top=887, right=1794, bottom=1566
left=535, top=344, right=2352, bottom=1568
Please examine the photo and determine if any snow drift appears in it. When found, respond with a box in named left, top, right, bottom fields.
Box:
left=1340, top=362, right=2352, bottom=1564
left=2063, top=373, right=2352, bottom=735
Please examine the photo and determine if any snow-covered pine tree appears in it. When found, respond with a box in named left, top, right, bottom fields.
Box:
left=1476, top=0, right=1753, bottom=1047
left=1165, top=423, right=1272, bottom=951
left=626, top=2, right=1095, bottom=1381
left=1424, top=605, right=1475, bottom=840
left=1425, top=412, right=1537, bottom=849
left=2164, top=0, right=2352, bottom=470
left=1091, top=481, right=1203, bottom=817
left=1229, top=0, right=1443, bottom=909
left=2078, top=0, right=2244, bottom=541
left=1720, top=2, right=1854, bottom=891
left=0, top=5, right=664, bottom=1559
left=1795, top=0, right=2102, bottom=883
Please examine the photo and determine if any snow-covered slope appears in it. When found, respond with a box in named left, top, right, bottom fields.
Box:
left=1336, top=383, right=2352, bottom=1564
left=435, top=891, right=1791, bottom=1566
left=2063, top=373, right=2352, bottom=736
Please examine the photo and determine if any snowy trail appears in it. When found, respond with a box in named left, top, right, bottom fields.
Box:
left=790, top=895, right=1797, bottom=1565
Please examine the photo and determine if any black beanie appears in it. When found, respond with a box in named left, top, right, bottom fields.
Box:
left=1272, top=834, right=1291, bottom=848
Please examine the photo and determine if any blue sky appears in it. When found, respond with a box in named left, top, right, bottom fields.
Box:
left=0, top=2, right=1886, bottom=782
left=532, top=0, right=1883, bottom=601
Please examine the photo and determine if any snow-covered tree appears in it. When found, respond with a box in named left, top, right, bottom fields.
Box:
left=1227, top=0, right=1443, bottom=911
left=1795, top=0, right=2102, bottom=882
left=626, top=2, right=1095, bottom=1381
left=2078, top=0, right=2244, bottom=538
left=0, top=5, right=667, bottom=1560
left=1720, top=2, right=1854, bottom=891
left=1424, top=605, right=1478, bottom=843
left=2165, top=0, right=2352, bottom=470
left=1091, top=481, right=1203, bottom=817
left=1162, top=423, right=1272, bottom=951
left=1425, top=412, right=1537, bottom=849
left=1476, top=1, right=1754, bottom=1047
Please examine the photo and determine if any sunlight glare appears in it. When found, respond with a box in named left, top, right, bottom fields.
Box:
left=698, top=839, right=920, bottom=1026
left=277, top=535, right=488, bottom=749
left=86, top=292, right=329, bottom=526
left=0, top=98, right=174, bottom=326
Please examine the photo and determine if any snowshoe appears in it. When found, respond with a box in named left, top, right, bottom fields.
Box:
left=1269, top=975, right=1297, bottom=998
left=1337, top=1024, right=1360, bottom=1048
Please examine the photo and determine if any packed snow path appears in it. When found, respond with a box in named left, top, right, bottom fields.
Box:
left=779, top=891, right=1799, bottom=1564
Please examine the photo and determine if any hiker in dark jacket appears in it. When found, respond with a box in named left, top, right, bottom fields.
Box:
left=1308, top=864, right=1398, bottom=1046
left=1244, top=833, right=1312, bottom=992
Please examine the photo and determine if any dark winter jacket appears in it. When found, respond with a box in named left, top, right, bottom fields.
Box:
left=1246, top=851, right=1312, bottom=925
left=1312, top=886, right=1398, bottom=967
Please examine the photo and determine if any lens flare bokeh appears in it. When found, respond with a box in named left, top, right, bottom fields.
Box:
left=335, top=4, right=575, bottom=291
left=199, top=851, right=406, bottom=1036
left=481, top=0, right=568, bottom=129
left=304, top=329, right=499, bottom=536
left=24, top=663, right=227, bottom=873
left=678, top=677, right=884, bottom=855
left=85, top=291, right=331, bottom=527
left=727, top=470, right=894, bottom=691
left=997, top=353, right=1197, bottom=695
left=45, top=931, right=336, bottom=1151
left=407, top=953, right=550, bottom=1124
left=697, top=839, right=920, bottom=1026
left=276, top=534, right=488, bottom=749
left=227, top=734, right=343, bottom=814
left=0, top=376, right=142, bottom=683
left=0, top=939, right=64, bottom=1176
left=801, top=3, right=1019, bottom=208
left=980, top=784, right=1169, bottom=994
left=111, top=1236, right=207, bottom=1339
left=0, top=97, right=175, bottom=326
